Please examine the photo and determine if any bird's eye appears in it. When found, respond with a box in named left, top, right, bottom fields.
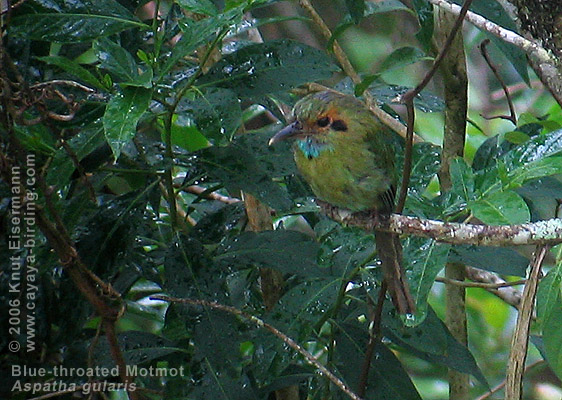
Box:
left=317, top=116, right=330, bottom=127
left=331, top=119, right=348, bottom=132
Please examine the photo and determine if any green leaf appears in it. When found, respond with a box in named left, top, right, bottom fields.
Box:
left=94, top=38, right=152, bottom=87
left=508, top=156, right=562, bottom=188
left=233, top=130, right=298, bottom=178
left=384, top=306, right=488, bottom=386
left=472, top=135, right=512, bottom=172
left=503, top=128, right=562, bottom=168
left=475, top=129, right=562, bottom=199
left=317, top=222, right=375, bottom=278
left=378, top=46, right=433, bottom=74
left=345, top=0, right=366, bottom=24
left=198, top=144, right=294, bottom=211
left=517, top=176, right=562, bottom=221
left=198, top=39, right=337, bottom=97
left=450, top=157, right=475, bottom=202
left=400, top=142, right=441, bottom=195
left=543, top=297, right=562, bottom=380
left=469, top=190, right=530, bottom=225
left=448, top=245, right=528, bottom=277
left=366, top=82, right=444, bottom=112
left=163, top=234, right=230, bottom=303
left=335, top=324, right=423, bottom=399
left=95, top=331, right=183, bottom=368
left=412, top=0, right=434, bottom=51
left=177, top=0, right=218, bottom=16
left=177, top=88, right=242, bottom=142
left=171, top=123, right=209, bottom=152
left=404, top=237, right=450, bottom=322
left=103, top=87, right=152, bottom=160
left=537, top=264, right=562, bottom=328
left=37, top=56, right=105, bottom=89
left=47, top=122, right=106, bottom=185
left=10, top=0, right=148, bottom=42
left=158, top=16, right=223, bottom=80
left=504, top=130, right=531, bottom=145
left=216, top=231, right=322, bottom=277
left=270, top=277, right=340, bottom=335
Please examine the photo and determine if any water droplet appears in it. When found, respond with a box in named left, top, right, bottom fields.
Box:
left=401, top=312, right=418, bottom=327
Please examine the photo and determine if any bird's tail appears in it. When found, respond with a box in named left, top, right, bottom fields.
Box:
left=375, top=231, right=416, bottom=315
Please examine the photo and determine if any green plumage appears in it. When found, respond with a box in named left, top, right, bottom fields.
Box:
left=291, top=91, right=396, bottom=212
left=270, top=91, right=415, bottom=314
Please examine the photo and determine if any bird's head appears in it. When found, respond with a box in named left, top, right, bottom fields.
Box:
left=269, top=91, right=371, bottom=146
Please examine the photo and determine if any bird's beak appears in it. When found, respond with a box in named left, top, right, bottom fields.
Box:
left=268, top=121, right=302, bottom=146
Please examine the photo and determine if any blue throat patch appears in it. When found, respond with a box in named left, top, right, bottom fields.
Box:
left=297, top=137, right=332, bottom=159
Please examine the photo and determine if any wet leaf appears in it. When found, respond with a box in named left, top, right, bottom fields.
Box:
left=404, top=237, right=450, bottom=321
left=103, top=87, right=152, bottom=160
left=38, top=56, right=105, bottom=89
left=198, top=144, right=294, bottom=211
left=216, top=230, right=322, bottom=277
left=177, top=0, right=218, bottom=16
left=94, top=38, right=153, bottom=87
left=448, top=245, right=528, bottom=276
left=335, top=324, right=423, bottom=399
left=450, top=157, right=475, bottom=202
left=177, top=88, right=242, bottom=143
left=366, top=82, right=444, bottom=112
left=469, top=190, right=530, bottom=225
left=10, top=0, right=147, bottom=42
left=384, top=306, right=488, bottom=386
left=198, top=39, right=337, bottom=97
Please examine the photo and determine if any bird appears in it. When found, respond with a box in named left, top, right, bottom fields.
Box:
left=269, top=90, right=415, bottom=315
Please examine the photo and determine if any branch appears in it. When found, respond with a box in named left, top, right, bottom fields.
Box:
left=151, top=295, right=364, bottom=400
left=505, top=245, right=549, bottom=399
left=320, top=203, right=562, bottom=246
left=436, top=276, right=526, bottom=289
left=426, top=0, right=553, bottom=65
left=182, top=185, right=241, bottom=204
left=464, top=266, right=523, bottom=309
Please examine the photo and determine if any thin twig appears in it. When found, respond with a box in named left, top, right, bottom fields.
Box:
left=505, top=245, right=550, bottom=400
left=475, top=360, right=545, bottom=400
left=29, top=80, right=95, bottom=93
left=150, top=295, right=364, bottom=400
left=396, top=0, right=474, bottom=213
left=479, top=39, right=517, bottom=125
left=436, top=276, right=526, bottom=288
left=357, top=282, right=387, bottom=397
left=182, top=185, right=241, bottom=204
